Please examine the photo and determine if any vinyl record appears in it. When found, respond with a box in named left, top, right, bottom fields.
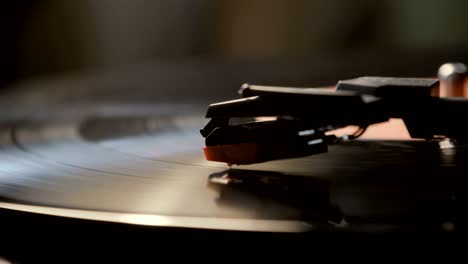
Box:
left=0, top=102, right=465, bottom=233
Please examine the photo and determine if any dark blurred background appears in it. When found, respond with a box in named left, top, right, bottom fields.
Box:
left=1, top=0, right=468, bottom=102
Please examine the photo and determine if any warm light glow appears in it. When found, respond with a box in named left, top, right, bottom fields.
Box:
left=326, top=118, right=414, bottom=140
left=118, top=214, right=172, bottom=226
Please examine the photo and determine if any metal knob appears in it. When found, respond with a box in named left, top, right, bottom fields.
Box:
left=438, top=62, right=467, bottom=97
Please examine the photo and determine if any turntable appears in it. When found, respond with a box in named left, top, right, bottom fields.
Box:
left=0, top=61, right=466, bottom=262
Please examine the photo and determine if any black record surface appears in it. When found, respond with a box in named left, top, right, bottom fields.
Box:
left=0, top=102, right=466, bottom=234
